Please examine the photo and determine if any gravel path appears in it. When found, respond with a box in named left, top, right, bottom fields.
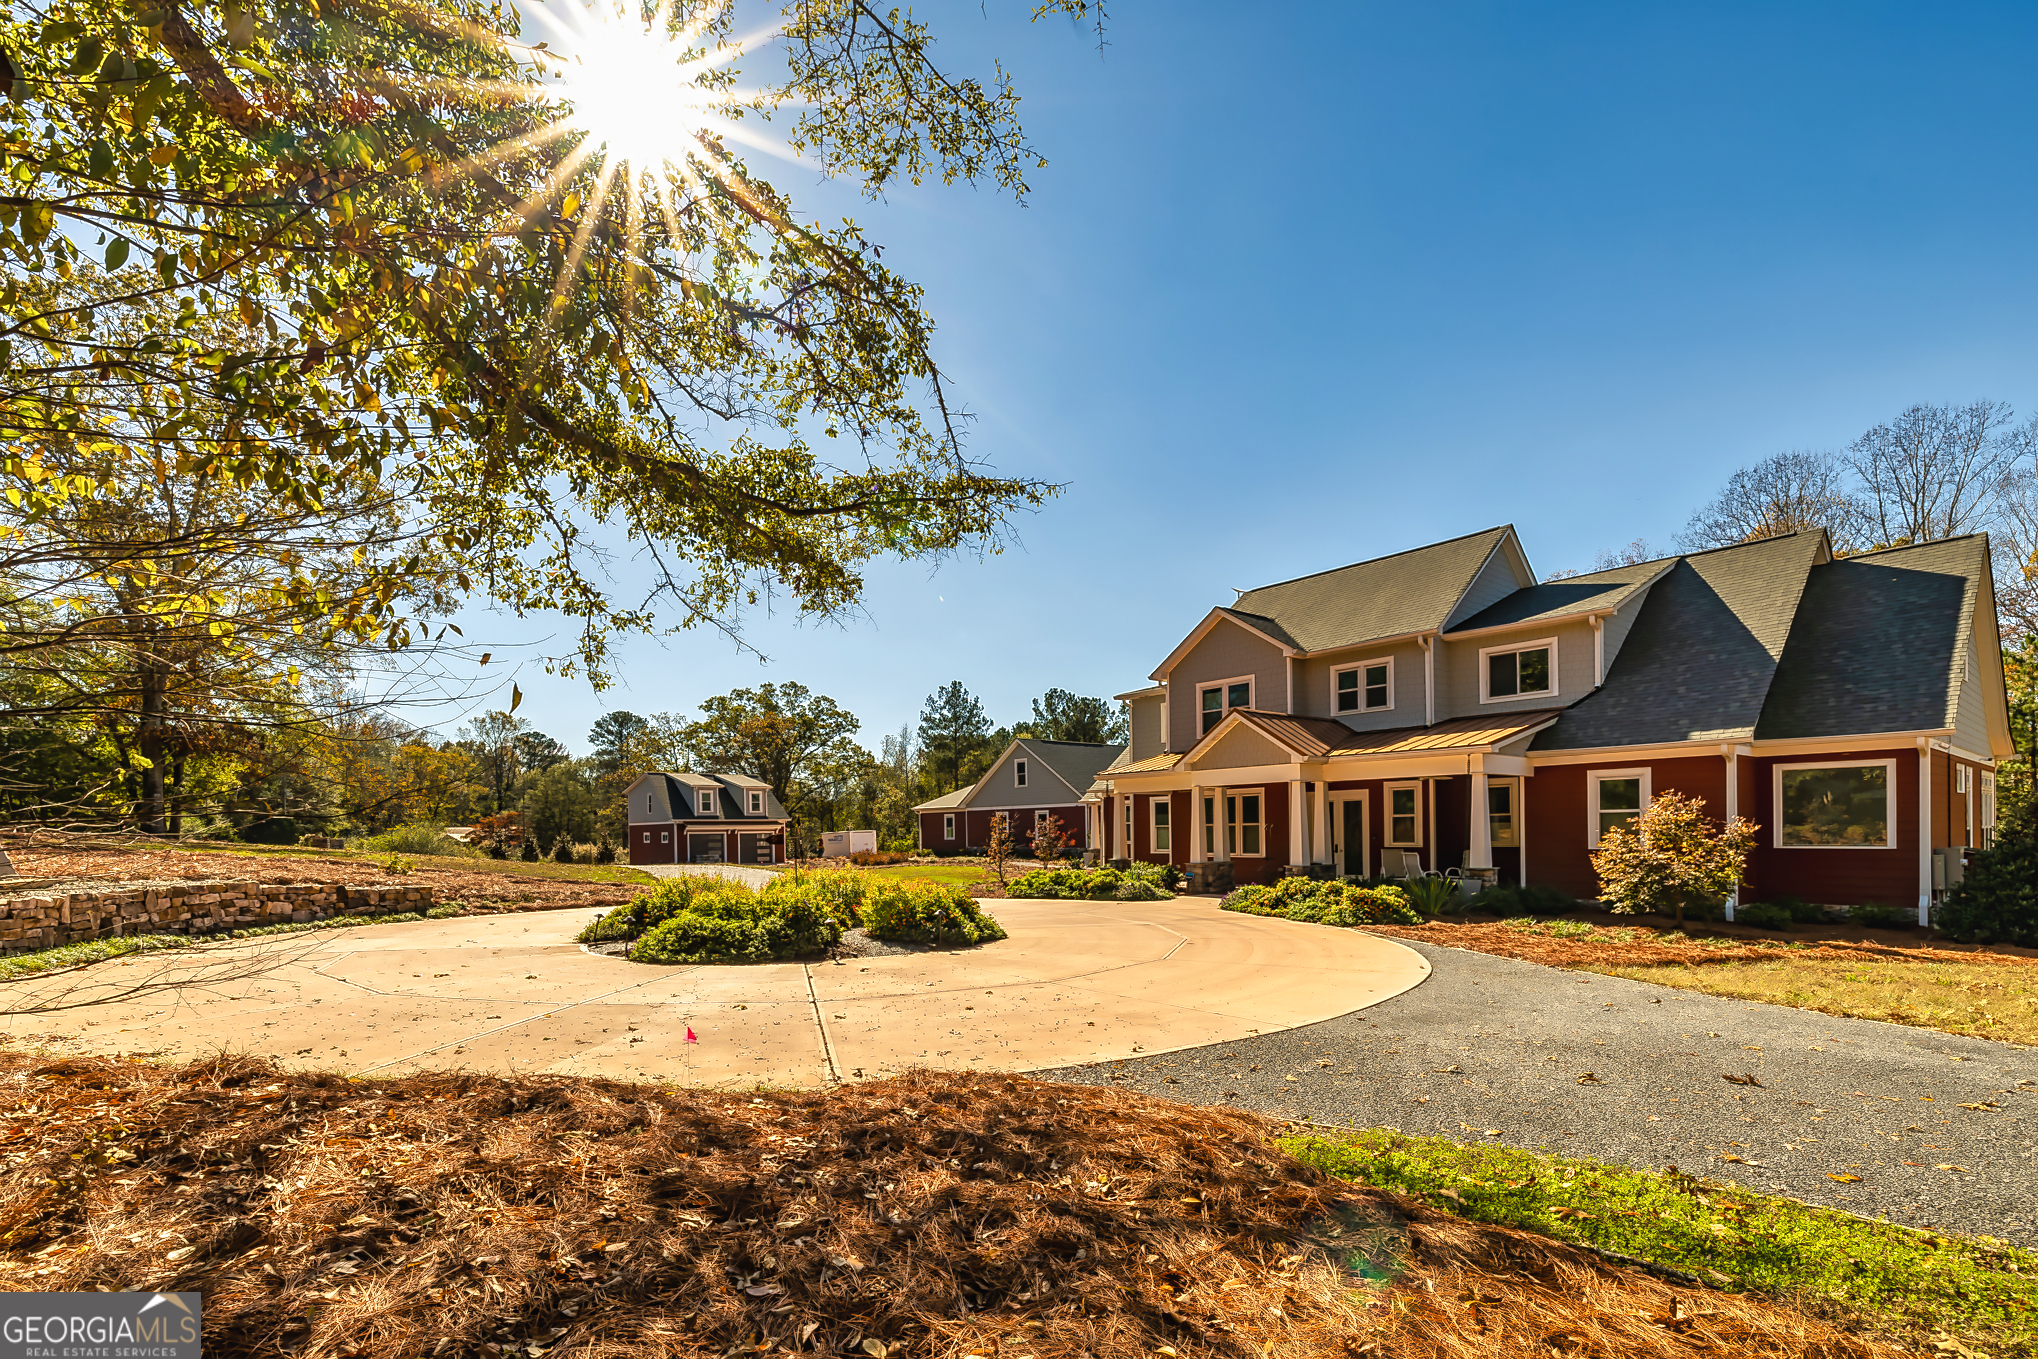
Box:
left=1037, top=935, right=2038, bottom=1246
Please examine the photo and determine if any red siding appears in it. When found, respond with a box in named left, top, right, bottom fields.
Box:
left=1746, top=748, right=1919, bottom=908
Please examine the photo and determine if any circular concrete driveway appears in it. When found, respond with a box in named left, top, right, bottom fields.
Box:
left=0, top=898, right=1429, bottom=1089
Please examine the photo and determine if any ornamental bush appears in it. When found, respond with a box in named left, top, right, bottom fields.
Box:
left=1937, top=798, right=2038, bottom=946
left=579, top=874, right=756, bottom=943
left=1007, top=863, right=1171, bottom=901
left=861, top=880, right=1009, bottom=946
left=1590, top=789, right=1757, bottom=928
left=759, top=869, right=868, bottom=928
left=1220, top=876, right=1419, bottom=927
left=630, top=894, right=841, bottom=964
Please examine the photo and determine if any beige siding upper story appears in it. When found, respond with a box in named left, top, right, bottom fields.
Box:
left=1127, top=694, right=1166, bottom=761
left=1167, top=618, right=1288, bottom=750
left=1954, top=635, right=1991, bottom=758
left=1293, top=638, right=1431, bottom=732
left=1442, top=540, right=1531, bottom=630
left=633, top=777, right=673, bottom=824
left=968, top=748, right=1078, bottom=811
left=1436, top=617, right=1598, bottom=721
left=1187, top=722, right=1292, bottom=773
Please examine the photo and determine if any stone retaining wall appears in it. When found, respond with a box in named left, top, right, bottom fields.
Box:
left=0, top=879, right=434, bottom=952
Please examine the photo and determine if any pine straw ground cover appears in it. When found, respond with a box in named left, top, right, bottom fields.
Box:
left=0, top=1057, right=1906, bottom=1359
left=1364, top=919, right=2038, bottom=1044
left=10, top=844, right=652, bottom=914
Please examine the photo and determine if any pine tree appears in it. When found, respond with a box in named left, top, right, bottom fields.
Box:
left=917, top=683, right=991, bottom=793
left=1938, top=797, right=2038, bottom=946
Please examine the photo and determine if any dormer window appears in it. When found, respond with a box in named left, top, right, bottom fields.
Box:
left=1481, top=639, right=1556, bottom=703
left=697, top=789, right=715, bottom=815
left=748, top=789, right=763, bottom=814
left=1015, top=759, right=1027, bottom=788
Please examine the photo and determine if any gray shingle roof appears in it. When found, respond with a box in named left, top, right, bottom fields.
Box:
left=1530, top=532, right=1828, bottom=750
left=1753, top=535, right=1988, bottom=740
left=1014, top=738, right=1127, bottom=797
left=1446, top=558, right=1674, bottom=634
left=1227, top=526, right=1517, bottom=654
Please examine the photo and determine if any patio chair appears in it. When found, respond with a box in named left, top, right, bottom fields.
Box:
left=1394, top=850, right=1442, bottom=880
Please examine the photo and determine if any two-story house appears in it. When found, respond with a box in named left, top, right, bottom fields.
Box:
left=1090, top=525, right=2013, bottom=921
left=915, top=737, right=1126, bottom=854
left=624, top=771, right=791, bottom=865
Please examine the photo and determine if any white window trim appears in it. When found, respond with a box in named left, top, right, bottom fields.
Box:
left=1333, top=656, right=1395, bottom=714
left=1199, top=674, right=1256, bottom=733
left=1385, top=780, right=1423, bottom=847
left=943, top=813, right=956, bottom=840
left=697, top=789, right=715, bottom=815
left=1015, top=758, right=1028, bottom=788
left=1034, top=809, right=1050, bottom=826
left=1151, top=796, right=1172, bottom=854
left=1587, top=767, right=1651, bottom=846
left=1488, top=775, right=1521, bottom=849
left=748, top=790, right=763, bottom=814
left=1479, top=636, right=1560, bottom=705
left=1226, top=786, right=1266, bottom=858
left=1772, top=759, right=1899, bottom=850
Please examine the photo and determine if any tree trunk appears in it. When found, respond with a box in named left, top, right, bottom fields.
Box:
left=169, top=752, right=186, bottom=835
left=137, top=661, right=167, bottom=835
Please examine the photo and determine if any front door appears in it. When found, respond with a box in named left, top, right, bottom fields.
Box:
left=1334, top=796, right=1368, bottom=879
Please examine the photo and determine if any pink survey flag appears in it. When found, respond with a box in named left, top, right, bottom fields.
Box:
left=685, top=1027, right=698, bottom=1044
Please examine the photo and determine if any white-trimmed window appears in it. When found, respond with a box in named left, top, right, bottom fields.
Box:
left=1035, top=809, right=1050, bottom=829
left=943, top=813, right=956, bottom=840
left=1335, top=658, right=1393, bottom=714
left=697, top=789, right=715, bottom=815
left=748, top=789, right=763, bottom=814
left=1588, top=768, right=1650, bottom=844
left=1152, top=797, right=1172, bottom=853
left=1016, top=759, right=1028, bottom=788
left=1200, top=676, right=1254, bottom=734
left=1774, top=760, right=1896, bottom=849
left=660, top=830, right=670, bottom=843
left=1123, top=798, right=1133, bottom=857
left=1386, top=782, right=1421, bottom=846
left=1201, top=794, right=1216, bottom=855
left=1225, top=788, right=1264, bottom=857
left=1488, top=778, right=1520, bottom=848
left=1981, top=771, right=1997, bottom=850
left=1481, top=638, right=1557, bottom=703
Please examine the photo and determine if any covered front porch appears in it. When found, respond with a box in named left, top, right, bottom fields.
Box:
left=1097, top=709, right=1558, bottom=887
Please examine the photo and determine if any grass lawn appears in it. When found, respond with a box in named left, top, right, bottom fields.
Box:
left=1594, top=954, right=2038, bottom=1045
left=174, top=842, right=657, bottom=885
left=1285, top=1127, right=2038, bottom=1356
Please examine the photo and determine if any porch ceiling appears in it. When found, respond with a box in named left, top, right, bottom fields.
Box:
left=1231, top=707, right=1564, bottom=759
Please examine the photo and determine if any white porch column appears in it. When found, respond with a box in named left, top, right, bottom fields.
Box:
left=1317, top=779, right=1335, bottom=868
left=1918, top=739, right=1933, bottom=926
left=1189, top=785, right=1205, bottom=863
left=1468, top=767, right=1492, bottom=870
left=1288, top=777, right=1307, bottom=866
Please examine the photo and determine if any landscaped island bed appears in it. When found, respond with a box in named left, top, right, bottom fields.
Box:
left=0, top=1055, right=1925, bottom=1359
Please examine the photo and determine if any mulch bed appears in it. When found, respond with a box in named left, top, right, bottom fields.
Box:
left=1361, top=916, right=2038, bottom=972
left=0, top=1055, right=1904, bottom=1358
left=8, top=845, right=647, bottom=915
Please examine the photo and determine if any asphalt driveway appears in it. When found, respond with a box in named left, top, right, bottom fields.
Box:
left=1037, top=935, right=2038, bottom=1247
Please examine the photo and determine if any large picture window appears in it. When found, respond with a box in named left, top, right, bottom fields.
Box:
left=1225, top=789, right=1263, bottom=857
left=1481, top=638, right=1556, bottom=703
left=1386, top=783, right=1421, bottom=846
left=1335, top=658, right=1393, bottom=714
left=1775, top=761, right=1895, bottom=848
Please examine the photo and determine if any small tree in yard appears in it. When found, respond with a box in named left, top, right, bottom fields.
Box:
left=1937, top=796, right=2038, bottom=946
left=1590, top=790, right=1758, bottom=929
left=1031, top=814, right=1072, bottom=866
left=985, top=814, right=1016, bottom=888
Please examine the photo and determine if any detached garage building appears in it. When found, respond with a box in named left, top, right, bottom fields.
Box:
left=624, top=771, right=791, bottom=866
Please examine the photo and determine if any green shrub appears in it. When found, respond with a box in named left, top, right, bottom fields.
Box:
left=579, top=874, right=757, bottom=943
left=1734, top=900, right=1796, bottom=931
left=1220, top=876, right=1419, bottom=927
left=361, top=822, right=481, bottom=858
left=1400, top=875, right=1461, bottom=917
left=1467, top=883, right=1578, bottom=916
left=553, top=840, right=577, bottom=864
left=1007, top=863, right=1170, bottom=901
left=626, top=880, right=841, bottom=964
left=861, top=880, right=1007, bottom=945
left=1937, top=798, right=2038, bottom=946
left=519, top=838, right=540, bottom=862
left=594, top=838, right=617, bottom=865
left=759, top=869, right=867, bottom=927
left=1849, top=901, right=1911, bottom=929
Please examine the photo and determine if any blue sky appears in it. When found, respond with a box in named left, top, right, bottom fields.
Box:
left=448, top=1, right=2038, bottom=755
